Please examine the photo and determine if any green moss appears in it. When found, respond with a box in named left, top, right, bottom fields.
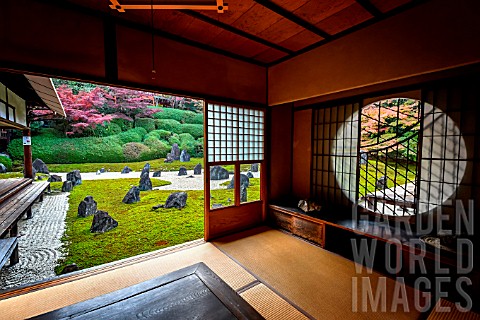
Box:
left=0, top=172, right=23, bottom=179
left=55, top=178, right=199, bottom=273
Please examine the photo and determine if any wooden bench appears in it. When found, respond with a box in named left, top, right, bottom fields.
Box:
left=0, top=179, right=50, bottom=268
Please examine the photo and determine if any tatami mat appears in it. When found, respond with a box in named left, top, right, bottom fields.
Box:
left=214, top=226, right=423, bottom=320
left=241, top=283, right=310, bottom=320
left=0, top=242, right=255, bottom=320
left=427, top=299, right=480, bottom=320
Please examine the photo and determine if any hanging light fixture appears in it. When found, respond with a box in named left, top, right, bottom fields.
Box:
left=151, top=0, right=156, bottom=80
left=109, top=0, right=228, bottom=13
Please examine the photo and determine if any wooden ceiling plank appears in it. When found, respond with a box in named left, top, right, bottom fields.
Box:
left=254, top=0, right=331, bottom=39
left=369, top=0, right=411, bottom=13
left=279, top=29, right=323, bottom=52
left=315, top=2, right=372, bottom=35
left=355, top=0, right=382, bottom=17
left=291, top=0, right=355, bottom=25
left=183, top=10, right=293, bottom=54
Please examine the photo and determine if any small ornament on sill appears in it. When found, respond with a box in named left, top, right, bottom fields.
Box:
left=298, top=199, right=322, bottom=213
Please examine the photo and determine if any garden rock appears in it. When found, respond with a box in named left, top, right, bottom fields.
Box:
left=62, top=181, right=73, bottom=192
left=240, top=185, right=247, bottom=203
left=164, top=153, right=174, bottom=163
left=78, top=196, right=98, bottom=218
left=96, top=170, right=101, bottom=175
left=227, top=174, right=250, bottom=190
left=251, top=163, right=259, bottom=172
left=246, top=171, right=254, bottom=178
left=66, top=170, right=82, bottom=186
left=153, top=170, right=162, bottom=177
left=210, top=166, right=229, bottom=180
left=0, top=163, right=6, bottom=173
left=376, top=176, right=387, bottom=190
left=139, top=163, right=152, bottom=191
left=33, top=158, right=49, bottom=174
left=123, top=186, right=140, bottom=204
left=178, top=166, right=187, bottom=176
left=170, top=143, right=181, bottom=160
left=48, top=174, right=62, bottom=182
left=61, top=263, right=79, bottom=274
left=90, top=210, right=118, bottom=233
left=121, top=166, right=132, bottom=174
left=360, top=150, right=368, bottom=165
left=187, top=175, right=194, bottom=178
left=180, top=149, right=191, bottom=162
left=165, top=192, right=188, bottom=209
left=194, top=163, right=202, bottom=175
left=212, top=204, right=224, bottom=209
left=100, top=168, right=106, bottom=173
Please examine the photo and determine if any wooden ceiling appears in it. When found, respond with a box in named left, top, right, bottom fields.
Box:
left=65, top=0, right=420, bottom=66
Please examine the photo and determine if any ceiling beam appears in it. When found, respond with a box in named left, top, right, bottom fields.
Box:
left=183, top=10, right=294, bottom=55
left=254, top=0, right=331, bottom=40
left=355, top=0, right=382, bottom=17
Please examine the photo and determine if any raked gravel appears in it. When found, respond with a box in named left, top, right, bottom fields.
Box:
left=0, top=193, right=68, bottom=290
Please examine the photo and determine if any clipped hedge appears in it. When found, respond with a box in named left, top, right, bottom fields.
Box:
left=110, top=118, right=133, bottom=132
left=135, top=118, right=156, bottom=132
left=122, top=142, right=151, bottom=162
left=144, top=130, right=172, bottom=141
left=155, top=119, right=182, bottom=134
left=180, top=124, right=203, bottom=139
left=152, top=108, right=202, bottom=124
left=143, top=137, right=169, bottom=159
left=0, top=155, right=13, bottom=171
left=114, top=128, right=147, bottom=144
left=8, top=136, right=124, bottom=163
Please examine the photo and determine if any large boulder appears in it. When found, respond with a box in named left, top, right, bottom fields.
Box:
left=178, top=166, right=187, bottom=176
left=194, top=163, right=202, bottom=175
left=0, top=163, right=7, bottom=173
left=210, top=166, right=229, bottom=180
left=139, top=163, right=152, bottom=191
left=240, top=185, right=247, bottom=203
left=122, top=186, right=140, bottom=204
left=48, top=174, right=62, bottom=182
left=78, top=196, right=97, bottom=218
left=153, top=192, right=188, bottom=210
left=360, top=150, right=368, bottom=165
left=62, top=181, right=73, bottom=192
left=180, top=149, right=191, bottom=162
left=246, top=171, right=254, bottom=178
left=90, top=210, right=118, bottom=233
left=227, top=174, right=250, bottom=190
left=121, top=166, right=132, bottom=174
left=99, top=168, right=106, bottom=173
left=376, top=176, right=387, bottom=190
left=251, top=163, right=259, bottom=172
left=153, top=170, right=162, bottom=177
left=170, top=143, right=181, bottom=160
left=66, top=170, right=82, bottom=186
left=164, top=153, right=174, bottom=163
left=33, top=158, right=49, bottom=174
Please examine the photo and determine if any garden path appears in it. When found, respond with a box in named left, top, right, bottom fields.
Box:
left=0, top=193, right=68, bottom=290
left=52, top=170, right=260, bottom=191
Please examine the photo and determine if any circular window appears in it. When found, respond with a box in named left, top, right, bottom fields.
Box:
left=333, top=98, right=466, bottom=215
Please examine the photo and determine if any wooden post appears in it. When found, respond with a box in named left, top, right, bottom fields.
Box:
left=23, top=128, right=33, bottom=179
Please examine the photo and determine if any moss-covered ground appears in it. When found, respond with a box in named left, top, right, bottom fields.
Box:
left=54, top=176, right=261, bottom=273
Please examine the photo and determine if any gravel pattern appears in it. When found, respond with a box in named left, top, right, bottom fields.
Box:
left=0, top=193, right=68, bottom=290
left=54, top=170, right=260, bottom=190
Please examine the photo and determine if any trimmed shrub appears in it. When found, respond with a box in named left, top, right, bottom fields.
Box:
left=110, top=118, right=133, bottom=131
left=180, top=124, right=203, bottom=139
left=135, top=118, right=156, bottom=132
left=144, top=130, right=172, bottom=141
left=122, top=142, right=151, bottom=162
left=115, top=128, right=147, bottom=144
left=152, top=108, right=203, bottom=124
left=0, top=155, right=13, bottom=171
left=87, top=122, right=122, bottom=137
left=155, top=119, right=182, bottom=134
left=179, top=133, right=196, bottom=155
left=195, top=138, right=204, bottom=158
left=143, top=137, right=169, bottom=158
left=8, top=136, right=124, bottom=163
left=168, top=134, right=180, bottom=146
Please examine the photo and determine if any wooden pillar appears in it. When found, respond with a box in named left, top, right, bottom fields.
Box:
left=23, top=128, right=33, bottom=179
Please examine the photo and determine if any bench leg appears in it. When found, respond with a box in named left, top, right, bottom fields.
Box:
left=10, top=243, right=19, bottom=266
left=10, top=223, right=18, bottom=237
left=27, top=207, right=32, bottom=219
left=39, top=193, right=44, bottom=202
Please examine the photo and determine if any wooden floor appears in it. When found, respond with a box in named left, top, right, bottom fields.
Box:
left=0, top=227, right=478, bottom=320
